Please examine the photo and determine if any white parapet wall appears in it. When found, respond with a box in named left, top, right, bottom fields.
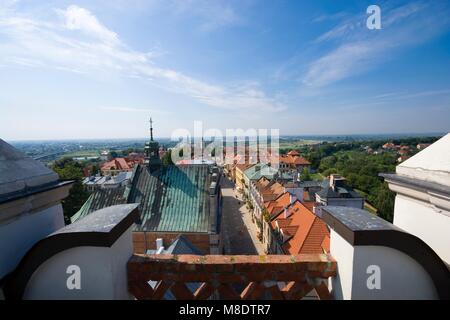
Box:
left=23, top=227, right=134, bottom=300
left=2, top=204, right=140, bottom=300
left=394, top=195, right=450, bottom=265
left=329, top=229, right=438, bottom=300
left=382, top=133, right=450, bottom=265
left=0, top=203, right=65, bottom=280
left=322, top=206, right=450, bottom=300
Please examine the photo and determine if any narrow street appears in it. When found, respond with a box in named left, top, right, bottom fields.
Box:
left=220, top=175, right=266, bottom=255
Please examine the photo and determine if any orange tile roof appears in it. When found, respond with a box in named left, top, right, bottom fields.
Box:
left=279, top=154, right=311, bottom=166
left=235, top=163, right=254, bottom=172
left=321, top=235, right=330, bottom=252
left=274, top=218, right=293, bottom=229
left=264, top=192, right=291, bottom=217
left=258, top=181, right=285, bottom=203
left=101, top=156, right=144, bottom=171
left=271, top=200, right=330, bottom=255
left=282, top=225, right=299, bottom=237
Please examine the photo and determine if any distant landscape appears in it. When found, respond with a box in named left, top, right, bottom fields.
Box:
left=7, top=132, right=444, bottom=224
left=8, top=132, right=444, bottom=161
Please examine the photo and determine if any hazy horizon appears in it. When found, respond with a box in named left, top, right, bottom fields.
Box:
left=5, top=131, right=446, bottom=143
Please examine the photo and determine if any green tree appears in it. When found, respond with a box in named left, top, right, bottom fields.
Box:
left=109, top=151, right=118, bottom=158
left=300, top=167, right=311, bottom=181
left=52, top=158, right=89, bottom=225
left=374, top=183, right=395, bottom=222
left=322, top=168, right=338, bottom=177
left=91, top=164, right=99, bottom=175
left=162, top=149, right=174, bottom=166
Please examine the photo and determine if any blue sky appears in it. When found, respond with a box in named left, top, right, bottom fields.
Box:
left=0, top=0, right=450, bottom=140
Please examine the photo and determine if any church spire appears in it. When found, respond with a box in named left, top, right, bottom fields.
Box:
left=150, top=117, right=154, bottom=141
left=144, top=117, right=161, bottom=172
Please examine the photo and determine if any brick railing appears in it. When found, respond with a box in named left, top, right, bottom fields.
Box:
left=128, top=254, right=336, bottom=300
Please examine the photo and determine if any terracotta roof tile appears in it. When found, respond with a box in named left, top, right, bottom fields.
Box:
left=271, top=200, right=330, bottom=255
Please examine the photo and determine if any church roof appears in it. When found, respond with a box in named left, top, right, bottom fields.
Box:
left=72, top=164, right=213, bottom=233
left=70, top=187, right=127, bottom=223
left=129, top=164, right=211, bottom=233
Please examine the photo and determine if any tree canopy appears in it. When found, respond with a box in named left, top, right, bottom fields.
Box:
left=52, top=158, right=89, bottom=225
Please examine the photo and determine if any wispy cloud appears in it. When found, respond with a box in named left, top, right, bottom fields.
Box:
left=312, top=11, right=348, bottom=23
left=57, top=5, right=119, bottom=44
left=303, top=1, right=450, bottom=87
left=0, top=4, right=284, bottom=112
left=169, top=0, right=242, bottom=32
left=371, top=89, right=450, bottom=101
left=99, top=106, right=172, bottom=115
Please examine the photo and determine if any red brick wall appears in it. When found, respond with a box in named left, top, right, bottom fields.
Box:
left=133, top=232, right=211, bottom=254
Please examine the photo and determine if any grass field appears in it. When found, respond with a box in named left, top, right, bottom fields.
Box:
left=60, top=150, right=101, bottom=158
left=279, top=139, right=321, bottom=150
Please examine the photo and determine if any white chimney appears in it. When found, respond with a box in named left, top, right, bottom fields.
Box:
left=156, top=238, right=163, bottom=251
left=313, top=205, right=322, bottom=217
left=284, top=206, right=289, bottom=219
left=290, top=193, right=296, bottom=205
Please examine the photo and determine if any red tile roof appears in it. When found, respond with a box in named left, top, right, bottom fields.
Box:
left=101, top=156, right=144, bottom=172
left=279, top=154, right=311, bottom=166
left=271, top=200, right=330, bottom=255
left=264, top=192, right=292, bottom=217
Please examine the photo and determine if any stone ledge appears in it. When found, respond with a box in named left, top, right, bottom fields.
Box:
left=322, top=206, right=450, bottom=299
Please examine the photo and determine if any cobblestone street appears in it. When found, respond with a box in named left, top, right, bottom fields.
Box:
left=221, top=176, right=266, bottom=255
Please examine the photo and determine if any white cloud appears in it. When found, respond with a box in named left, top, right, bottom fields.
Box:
left=303, top=1, right=450, bottom=88
left=169, top=0, right=242, bottom=32
left=58, top=5, right=118, bottom=44
left=303, top=42, right=376, bottom=87
left=99, top=106, right=172, bottom=115
left=0, top=4, right=284, bottom=112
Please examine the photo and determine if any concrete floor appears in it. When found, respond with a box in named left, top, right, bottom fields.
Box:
left=220, top=176, right=266, bottom=255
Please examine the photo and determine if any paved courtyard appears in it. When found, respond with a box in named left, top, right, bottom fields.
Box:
left=221, top=176, right=266, bottom=255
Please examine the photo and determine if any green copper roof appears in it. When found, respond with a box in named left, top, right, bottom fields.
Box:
left=72, top=164, right=212, bottom=233
left=129, top=165, right=210, bottom=233
left=243, top=163, right=278, bottom=181
left=71, top=187, right=126, bottom=223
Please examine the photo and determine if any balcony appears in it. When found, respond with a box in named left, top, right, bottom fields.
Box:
left=127, top=253, right=336, bottom=300
left=2, top=203, right=449, bottom=300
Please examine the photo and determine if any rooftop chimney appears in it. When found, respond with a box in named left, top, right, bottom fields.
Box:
left=330, top=174, right=346, bottom=190
left=290, top=193, right=296, bottom=205
left=156, top=238, right=163, bottom=251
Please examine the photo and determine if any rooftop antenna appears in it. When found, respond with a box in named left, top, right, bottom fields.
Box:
left=149, top=117, right=154, bottom=141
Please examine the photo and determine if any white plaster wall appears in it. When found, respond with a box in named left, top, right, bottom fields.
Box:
left=397, top=133, right=450, bottom=186
left=329, top=230, right=438, bottom=300
left=23, top=227, right=134, bottom=300
left=0, top=203, right=64, bottom=279
left=329, top=229, right=355, bottom=300
left=394, top=195, right=450, bottom=264
left=351, top=245, right=438, bottom=299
